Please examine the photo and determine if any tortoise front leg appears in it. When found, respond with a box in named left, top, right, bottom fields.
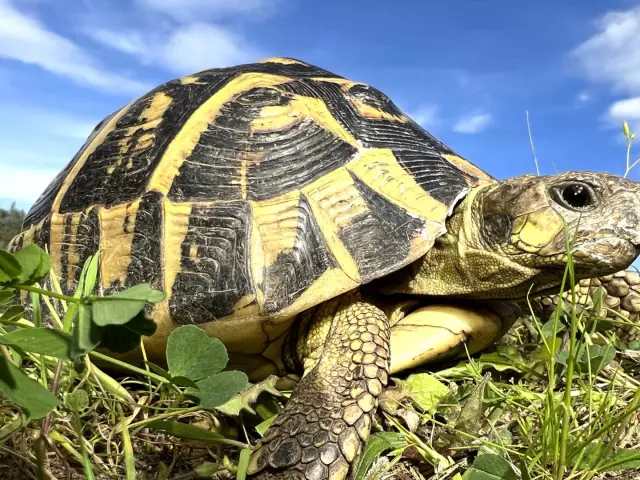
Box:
left=247, top=291, right=390, bottom=480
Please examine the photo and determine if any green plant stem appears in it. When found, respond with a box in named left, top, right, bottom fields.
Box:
left=42, top=360, right=65, bottom=434
left=30, top=291, right=50, bottom=392
left=88, top=351, right=170, bottom=385
left=62, top=303, right=78, bottom=333
left=139, top=337, right=153, bottom=395
left=557, top=335, right=576, bottom=480
left=580, top=392, right=640, bottom=447
left=49, top=430, right=84, bottom=464
left=547, top=300, right=563, bottom=469
left=15, top=284, right=79, bottom=304
left=624, top=133, right=639, bottom=177
left=40, top=293, right=63, bottom=329
left=583, top=385, right=640, bottom=479
left=127, top=406, right=201, bottom=431
left=72, top=412, right=96, bottom=480
left=537, top=263, right=569, bottom=469
left=34, top=435, right=51, bottom=479
left=116, top=404, right=137, bottom=480
left=626, top=136, right=632, bottom=177
left=0, top=319, right=30, bottom=327
left=48, top=270, right=68, bottom=313
left=556, top=229, right=578, bottom=479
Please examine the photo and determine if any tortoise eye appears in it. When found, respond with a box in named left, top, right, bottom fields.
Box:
left=552, top=183, right=597, bottom=211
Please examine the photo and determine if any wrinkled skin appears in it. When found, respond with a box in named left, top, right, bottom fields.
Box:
left=389, top=172, right=640, bottom=299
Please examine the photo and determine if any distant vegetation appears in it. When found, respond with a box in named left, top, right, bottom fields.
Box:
left=0, top=203, right=25, bottom=248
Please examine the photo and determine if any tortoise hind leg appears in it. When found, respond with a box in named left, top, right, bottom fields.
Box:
left=247, top=291, right=390, bottom=480
left=386, top=301, right=521, bottom=374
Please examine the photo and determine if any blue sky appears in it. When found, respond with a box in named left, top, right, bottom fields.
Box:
left=1, top=0, right=640, bottom=211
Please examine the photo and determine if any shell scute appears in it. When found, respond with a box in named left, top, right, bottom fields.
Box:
left=19, top=58, right=491, bottom=328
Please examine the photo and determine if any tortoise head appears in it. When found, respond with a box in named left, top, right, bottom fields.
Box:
left=390, top=171, right=640, bottom=300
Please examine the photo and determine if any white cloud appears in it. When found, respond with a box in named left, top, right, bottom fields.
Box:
left=573, top=7, right=640, bottom=131
left=573, top=7, right=640, bottom=95
left=87, top=22, right=260, bottom=76
left=0, top=162, right=58, bottom=204
left=406, top=105, right=440, bottom=128
left=607, top=97, right=640, bottom=134
left=0, top=0, right=149, bottom=95
left=578, top=91, right=591, bottom=103
left=453, top=112, right=492, bottom=134
left=160, top=23, right=257, bottom=73
left=608, top=97, right=640, bottom=121
left=86, top=28, right=148, bottom=57
left=136, top=0, right=272, bottom=22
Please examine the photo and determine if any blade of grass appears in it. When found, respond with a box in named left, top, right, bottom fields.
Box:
left=556, top=224, right=579, bottom=480
left=89, top=351, right=171, bottom=386
left=236, top=448, right=252, bottom=480
left=48, top=430, right=84, bottom=464
left=15, top=284, right=79, bottom=304
left=526, top=110, right=540, bottom=175
left=72, top=407, right=95, bottom=480
left=117, top=404, right=136, bottom=480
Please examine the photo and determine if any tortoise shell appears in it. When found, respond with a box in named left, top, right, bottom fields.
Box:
left=13, top=57, right=494, bottom=334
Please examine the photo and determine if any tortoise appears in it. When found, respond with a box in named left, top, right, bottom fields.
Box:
left=10, top=57, right=640, bottom=479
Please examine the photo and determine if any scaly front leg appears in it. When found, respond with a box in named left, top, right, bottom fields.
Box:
left=247, top=290, right=390, bottom=480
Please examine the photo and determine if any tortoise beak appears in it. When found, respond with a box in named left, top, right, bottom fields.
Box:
left=564, top=175, right=640, bottom=274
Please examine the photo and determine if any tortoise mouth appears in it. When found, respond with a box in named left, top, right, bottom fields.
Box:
left=572, top=237, right=639, bottom=273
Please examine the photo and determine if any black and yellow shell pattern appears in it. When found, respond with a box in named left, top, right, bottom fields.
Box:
left=11, top=57, right=494, bottom=326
